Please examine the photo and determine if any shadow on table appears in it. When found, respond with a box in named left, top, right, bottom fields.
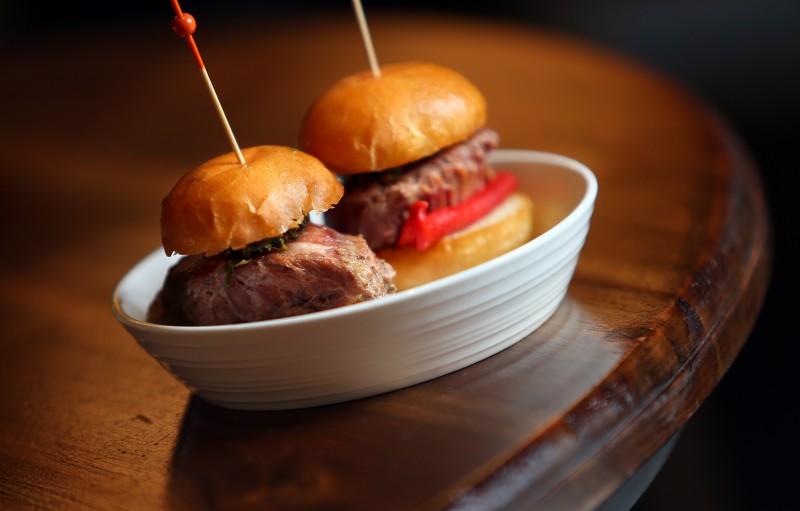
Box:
left=166, top=396, right=362, bottom=511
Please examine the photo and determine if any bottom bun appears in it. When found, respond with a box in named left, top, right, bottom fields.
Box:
left=378, top=192, right=535, bottom=291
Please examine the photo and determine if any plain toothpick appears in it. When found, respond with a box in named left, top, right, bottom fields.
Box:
left=351, top=0, right=381, bottom=77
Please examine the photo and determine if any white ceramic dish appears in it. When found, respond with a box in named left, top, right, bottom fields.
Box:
left=112, top=149, right=597, bottom=410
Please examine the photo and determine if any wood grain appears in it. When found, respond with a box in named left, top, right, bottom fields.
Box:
left=0, top=12, right=770, bottom=511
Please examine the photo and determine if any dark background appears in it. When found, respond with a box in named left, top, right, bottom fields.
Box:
left=3, top=1, right=797, bottom=509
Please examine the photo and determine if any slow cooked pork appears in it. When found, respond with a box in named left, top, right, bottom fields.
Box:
left=325, top=127, right=500, bottom=251
left=148, top=224, right=396, bottom=326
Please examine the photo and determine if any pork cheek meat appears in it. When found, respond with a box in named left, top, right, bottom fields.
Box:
left=325, top=127, right=500, bottom=251
left=148, top=224, right=396, bottom=326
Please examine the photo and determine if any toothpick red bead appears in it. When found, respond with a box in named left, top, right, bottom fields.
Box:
left=172, top=13, right=196, bottom=38
left=168, top=0, right=245, bottom=165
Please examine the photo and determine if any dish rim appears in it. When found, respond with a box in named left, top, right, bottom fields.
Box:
left=111, top=149, right=598, bottom=334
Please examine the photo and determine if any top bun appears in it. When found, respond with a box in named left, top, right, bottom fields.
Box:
left=300, top=62, right=487, bottom=174
left=160, top=145, right=343, bottom=256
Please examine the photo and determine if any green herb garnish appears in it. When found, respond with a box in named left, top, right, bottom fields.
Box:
left=221, top=216, right=309, bottom=285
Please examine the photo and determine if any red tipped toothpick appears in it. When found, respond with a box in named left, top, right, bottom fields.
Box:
left=351, top=0, right=381, bottom=77
left=169, top=0, right=245, bottom=165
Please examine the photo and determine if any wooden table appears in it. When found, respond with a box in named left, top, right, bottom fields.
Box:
left=0, top=11, right=770, bottom=511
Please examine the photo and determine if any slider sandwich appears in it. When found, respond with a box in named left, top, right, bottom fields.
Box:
left=300, top=62, right=534, bottom=290
left=148, top=145, right=396, bottom=326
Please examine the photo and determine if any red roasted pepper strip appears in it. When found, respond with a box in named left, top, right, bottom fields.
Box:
left=397, top=171, right=518, bottom=250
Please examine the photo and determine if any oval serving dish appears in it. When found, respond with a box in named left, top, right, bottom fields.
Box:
left=112, top=149, right=598, bottom=410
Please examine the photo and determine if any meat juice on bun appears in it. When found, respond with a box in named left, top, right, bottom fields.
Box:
left=299, top=62, right=534, bottom=290
left=147, top=145, right=396, bottom=326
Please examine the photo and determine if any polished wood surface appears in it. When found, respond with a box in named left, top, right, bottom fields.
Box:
left=0, top=12, right=770, bottom=510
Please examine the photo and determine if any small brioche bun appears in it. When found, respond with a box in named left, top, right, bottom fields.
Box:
left=300, top=62, right=487, bottom=174
left=160, top=145, right=343, bottom=256
left=378, top=192, right=534, bottom=291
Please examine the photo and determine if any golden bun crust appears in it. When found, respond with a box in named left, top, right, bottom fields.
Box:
left=377, top=192, right=534, bottom=291
left=300, top=62, right=487, bottom=174
left=161, top=145, right=343, bottom=256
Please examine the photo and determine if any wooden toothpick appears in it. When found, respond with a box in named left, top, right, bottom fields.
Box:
left=169, top=0, right=246, bottom=165
left=351, top=0, right=381, bottom=77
